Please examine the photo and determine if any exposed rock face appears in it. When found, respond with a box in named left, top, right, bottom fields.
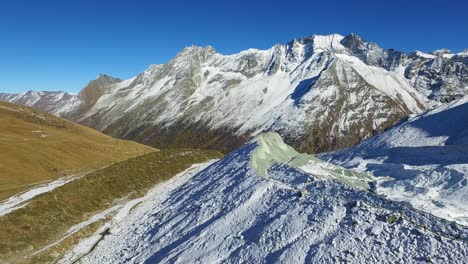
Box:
left=1, top=34, right=467, bottom=153
left=77, top=74, right=123, bottom=114
left=340, top=33, right=406, bottom=70
left=405, top=52, right=468, bottom=103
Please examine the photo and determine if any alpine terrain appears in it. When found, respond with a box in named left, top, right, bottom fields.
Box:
left=320, top=96, right=468, bottom=226
left=60, top=133, right=468, bottom=263
left=2, top=34, right=467, bottom=153
left=1, top=32, right=467, bottom=264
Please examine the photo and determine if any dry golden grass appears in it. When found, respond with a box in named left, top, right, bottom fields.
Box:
left=0, top=102, right=155, bottom=201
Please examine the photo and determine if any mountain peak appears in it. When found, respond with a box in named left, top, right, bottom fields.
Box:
left=95, top=73, right=122, bottom=83
left=431, top=48, right=453, bottom=55
left=340, top=33, right=366, bottom=50
left=310, top=34, right=345, bottom=51
left=288, top=34, right=347, bottom=52
left=413, top=50, right=436, bottom=59
left=178, top=45, right=217, bottom=56
left=458, top=49, right=468, bottom=57
left=77, top=74, right=122, bottom=112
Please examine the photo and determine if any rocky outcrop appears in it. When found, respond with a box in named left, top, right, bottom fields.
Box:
left=77, top=74, right=122, bottom=113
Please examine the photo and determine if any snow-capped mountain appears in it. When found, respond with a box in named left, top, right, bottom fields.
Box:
left=320, top=96, right=468, bottom=225
left=0, top=90, right=78, bottom=115
left=2, top=34, right=467, bottom=153
left=61, top=133, right=468, bottom=263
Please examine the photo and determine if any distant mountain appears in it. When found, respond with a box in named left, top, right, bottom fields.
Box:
left=63, top=132, right=468, bottom=263
left=0, top=90, right=79, bottom=115
left=2, top=34, right=467, bottom=153
left=320, top=96, right=468, bottom=225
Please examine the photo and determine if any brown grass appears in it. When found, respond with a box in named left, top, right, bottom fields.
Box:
left=0, top=102, right=155, bottom=201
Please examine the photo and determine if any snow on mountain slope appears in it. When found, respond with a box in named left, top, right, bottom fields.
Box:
left=59, top=34, right=427, bottom=153
left=0, top=90, right=79, bottom=115
left=2, top=33, right=466, bottom=154
left=320, top=96, right=468, bottom=225
left=406, top=49, right=468, bottom=103
left=63, top=133, right=468, bottom=263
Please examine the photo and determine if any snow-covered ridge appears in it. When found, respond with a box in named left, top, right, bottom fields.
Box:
left=311, top=34, right=345, bottom=51
left=414, top=50, right=436, bottom=59
left=0, top=90, right=79, bottom=115
left=321, top=96, right=468, bottom=225
left=457, top=49, right=468, bottom=57
left=64, top=132, right=468, bottom=263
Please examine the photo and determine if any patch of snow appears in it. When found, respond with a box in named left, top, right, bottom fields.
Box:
left=0, top=175, right=82, bottom=216
left=415, top=51, right=436, bottom=59
left=335, top=53, right=425, bottom=113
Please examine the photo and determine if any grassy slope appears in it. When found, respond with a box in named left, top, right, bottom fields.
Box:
left=0, top=149, right=223, bottom=263
left=0, top=102, right=155, bottom=200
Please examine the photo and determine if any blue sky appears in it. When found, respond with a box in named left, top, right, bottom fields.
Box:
left=0, top=0, right=466, bottom=93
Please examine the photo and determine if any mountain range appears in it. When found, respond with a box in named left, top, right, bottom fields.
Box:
left=2, top=33, right=467, bottom=153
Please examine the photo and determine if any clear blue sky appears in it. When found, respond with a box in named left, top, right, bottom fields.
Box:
left=0, top=0, right=466, bottom=93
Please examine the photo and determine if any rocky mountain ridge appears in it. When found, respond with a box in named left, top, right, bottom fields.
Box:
left=1, top=33, right=467, bottom=153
